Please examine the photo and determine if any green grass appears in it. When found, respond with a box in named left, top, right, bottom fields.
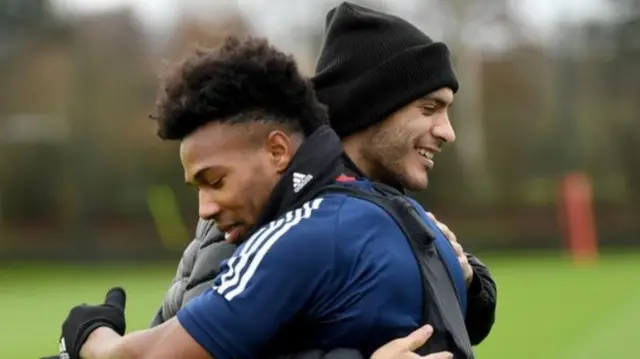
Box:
left=1, top=252, right=639, bottom=358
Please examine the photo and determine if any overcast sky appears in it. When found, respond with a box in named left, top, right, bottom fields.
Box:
left=50, top=0, right=616, bottom=28
left=49, top=0, right=618, bottom=52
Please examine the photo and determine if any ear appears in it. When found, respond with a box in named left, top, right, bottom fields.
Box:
left=265, top=130, right=296, bottom=173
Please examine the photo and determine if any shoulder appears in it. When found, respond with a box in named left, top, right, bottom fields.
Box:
left=328, top=191, right=402, bottom=240
left=221, top=196, right=344, bottom=274
left=319, top=187, right=418, bottom=268
left=235, top=192, right=404, bottom=266
left=258, top=195, right=350, bottom=236
left=325, top=191, right=407, bottom=258
left=263, top=193, right=396, bottom=238
left=230, top=193, right=381, bottom=261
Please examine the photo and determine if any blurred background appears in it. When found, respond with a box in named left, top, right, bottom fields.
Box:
left=0, top=0, right=638, bottom=358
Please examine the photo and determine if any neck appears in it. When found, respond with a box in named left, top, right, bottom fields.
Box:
left=342, top=133, right=377, bottom=179
left=253, top=125, right=346, bottom=230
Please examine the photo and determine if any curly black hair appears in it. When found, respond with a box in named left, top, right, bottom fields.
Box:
left=153, top=35, right=329, bottom=140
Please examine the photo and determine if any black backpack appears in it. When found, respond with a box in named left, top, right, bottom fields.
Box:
left=315, top=181, right=474, bottom=359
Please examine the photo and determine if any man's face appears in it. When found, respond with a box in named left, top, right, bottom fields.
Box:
left=180, top=121, right=296, bottom=242
left=360, top=87, right=456, bottom=191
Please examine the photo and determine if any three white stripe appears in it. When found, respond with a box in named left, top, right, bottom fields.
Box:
left=215, top=198, right=324, bottom=301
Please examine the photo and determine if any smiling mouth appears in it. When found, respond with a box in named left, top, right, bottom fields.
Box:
left=217, top=223, right=237, bottom=233
left=415, top=147, right=435, bottom=161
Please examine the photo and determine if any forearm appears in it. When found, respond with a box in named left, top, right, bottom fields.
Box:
left=464, top=254, right=497, bottom=345
left=80, top=326, right=165, bottom=359
left=79, top=327, right=127, bottom=359
left=80, top=317, right=210, bottom=359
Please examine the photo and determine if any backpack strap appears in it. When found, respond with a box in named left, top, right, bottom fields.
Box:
left=402, top=199, right=468, bottom=315
left=317, top=183, right=467, bottom=315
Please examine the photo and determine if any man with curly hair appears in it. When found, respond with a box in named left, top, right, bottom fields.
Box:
left=54, top=35, right=470, bottom=359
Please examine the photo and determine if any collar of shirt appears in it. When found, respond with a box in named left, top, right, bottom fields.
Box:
left=246, top=125, right=346, bottom=239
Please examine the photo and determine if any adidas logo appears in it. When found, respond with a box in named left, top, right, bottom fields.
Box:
left=59, top=338, right=70, bottom=359
left=292, top=172, right=313, bottom=193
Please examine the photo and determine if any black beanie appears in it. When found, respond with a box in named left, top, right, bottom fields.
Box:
left=312, top=2, right=459, bottom=138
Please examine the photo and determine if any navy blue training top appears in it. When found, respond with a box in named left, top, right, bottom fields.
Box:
left=177, top=180, right=424, bottom=359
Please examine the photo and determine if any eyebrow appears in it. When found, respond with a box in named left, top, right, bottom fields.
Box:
left=422, top=95, right=453, bottom=108
left=184, top=168, right=209, bottom=186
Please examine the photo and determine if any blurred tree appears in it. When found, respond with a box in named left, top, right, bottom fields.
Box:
left=0, top=0, right=68, bottom=220
left=0, top=0, right=55, bottom=34
left=417, top=0, right=537, bottom=207
left=549, top=3, right=640, bottom=203
left=0, top=0, right=63, bottom=61
left=610, top=0, right=640, bottom=16
left=606, top=6, right=640, bottom=201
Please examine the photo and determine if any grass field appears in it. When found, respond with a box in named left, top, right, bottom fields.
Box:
left=1, top=252, right=639, bottom=359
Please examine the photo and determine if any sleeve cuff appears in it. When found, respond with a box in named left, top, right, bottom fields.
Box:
left=466, top=269, right=484, bottom=297
left=177, top=308, right=230, bottom=359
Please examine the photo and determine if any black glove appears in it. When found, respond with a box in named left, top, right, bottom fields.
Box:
left=59, top=287, right=127, bottom=359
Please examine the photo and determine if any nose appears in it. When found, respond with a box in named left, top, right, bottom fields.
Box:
left=198, top=189, right=221, bottom=220
left=432, top=116, right=456, bottom=144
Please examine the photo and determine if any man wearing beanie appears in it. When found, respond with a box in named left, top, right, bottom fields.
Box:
left=313, top=0, right=496, bottom=347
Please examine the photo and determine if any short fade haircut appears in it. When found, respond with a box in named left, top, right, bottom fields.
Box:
left=152, top=35, right=329, bottom=141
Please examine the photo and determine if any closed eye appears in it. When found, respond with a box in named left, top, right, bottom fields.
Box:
left=208, top=177, right=224, bottom=190
left=422, top=105, right=437, bottom=115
